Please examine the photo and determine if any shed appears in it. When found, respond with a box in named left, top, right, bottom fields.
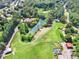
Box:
left=66, top=43, right=73, bottom=49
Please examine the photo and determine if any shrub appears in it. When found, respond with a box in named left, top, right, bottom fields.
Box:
left=18, top=23, right=29, bottom=34
left=21, top=33, right=33, bottom=42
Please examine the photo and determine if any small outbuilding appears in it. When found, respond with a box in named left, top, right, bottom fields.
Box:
left=66, top=43, right=73, bottom=49
left=24, top=18, right=36, bottom=23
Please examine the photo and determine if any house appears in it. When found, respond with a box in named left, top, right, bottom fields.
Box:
left=0, top=3, right=6, bottom=9
left=24, top=18, right=36, bottom=23
left=66, top=43, right=73, bottom=49
left=55, top=19, right=60, bottom=22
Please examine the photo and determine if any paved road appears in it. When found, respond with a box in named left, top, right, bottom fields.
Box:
left=58, top=55, right=64, bottom=59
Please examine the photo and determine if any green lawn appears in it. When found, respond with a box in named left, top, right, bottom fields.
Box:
left=4, top=22, right=65, bottom=59
left=40, top=22, right=65, bottom=42
left=0, top=31, right=3, bottom=41
left=0, top=32, right=2, bottom=37
left=4, top=31, right=53, bottom=59
left=37, top=8, right=51, bottom=18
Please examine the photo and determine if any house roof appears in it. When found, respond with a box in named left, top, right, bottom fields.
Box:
left=0, top=3, right=5, bottom=9
left=66, top=43, right=73, bottom=48
left=24, top=18, right=36, bottom=22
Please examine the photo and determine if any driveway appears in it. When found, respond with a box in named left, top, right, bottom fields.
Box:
left=58, top=42, right=72, bottom=59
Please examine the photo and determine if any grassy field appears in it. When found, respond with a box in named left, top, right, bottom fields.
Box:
left=4, top=32, right=53, bottom=59
left=4, top=22, right=65, bottom=59
left=0, top=31, right=3, bottom=41
left=37, top=9, right=51, bottom=18
left=0, top=32, right=2, bottom=37
left=40, top=22, right=64, bottom=42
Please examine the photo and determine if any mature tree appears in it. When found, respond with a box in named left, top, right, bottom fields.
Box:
left=70, top=13, right=79, bottom=27
left=0, top=42, right=5, bottom=51
left=21, top=33, right=33, bottom=42
left=2, top=21, right=14, bottom=42
left=18, top=23, right=29, bottom=34
left=73, top=34, right=79, bottom=58
left=60, top=16, right=66, bottom=23
left=20, top=0, right=38, bottom=18
left=65, top=26, right=77, bottom=34
left=65, top=34, right=72, bottom=43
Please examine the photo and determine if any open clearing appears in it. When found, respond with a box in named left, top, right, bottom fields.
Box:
left=4, top=22, right=65, bottom=59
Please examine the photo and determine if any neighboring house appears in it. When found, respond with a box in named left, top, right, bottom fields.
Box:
left=24, top=18, right=36, bottom=23
left=66, top=43, right=73, bottom=49
left=1, top=15, right=6, bottom=19
left=55, top=19, right=60, bottom=22
left=3, top=0, right=15, bottom=4
left=0, top=3, right=6, bottom=9
left=18, top=0, right=24, bottom=8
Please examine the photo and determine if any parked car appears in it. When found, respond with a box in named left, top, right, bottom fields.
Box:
left=53, top=48, right=62, bottom=56
left=57, top=48, right=62, bottom=55
left=53, top=48, right=57, bottom=56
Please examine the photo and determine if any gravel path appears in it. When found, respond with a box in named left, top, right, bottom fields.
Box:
left=33, top=27, right=51, bottom=40
left=31, top=27, right=51, bottom=45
